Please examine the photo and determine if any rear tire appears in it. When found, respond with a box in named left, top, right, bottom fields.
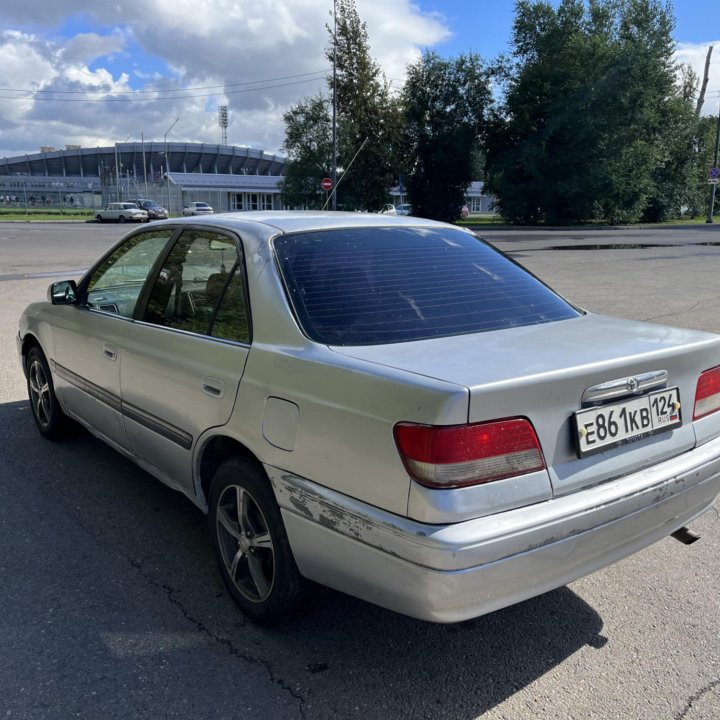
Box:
left=26, top=346, right=72, bottom=441
left=208, top=456, right=306, bottom=625
left=96, top=214, right=103, bottom=223
left=118, top=215, right=127, bottom=223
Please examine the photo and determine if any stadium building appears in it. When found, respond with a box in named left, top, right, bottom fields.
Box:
left=0, top=142, right=287, bottom=213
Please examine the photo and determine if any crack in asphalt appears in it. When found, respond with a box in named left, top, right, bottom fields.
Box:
left=124, top=557, right=308, bottom=719
left=674, top=677, right=720, bottom=719
left=643, top=298, right=706, bottom=322
left=47, top=491, right=307, bottom=719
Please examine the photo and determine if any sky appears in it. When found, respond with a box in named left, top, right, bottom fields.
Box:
left=0, top=1, right=718, bottom=160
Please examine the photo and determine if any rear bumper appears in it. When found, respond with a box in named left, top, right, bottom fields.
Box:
left=268, top=435, right=720, bottom=623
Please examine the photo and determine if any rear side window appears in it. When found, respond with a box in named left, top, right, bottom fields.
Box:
left=274, top=226, right=580, bottom=346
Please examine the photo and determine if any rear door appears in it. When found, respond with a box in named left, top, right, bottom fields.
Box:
left=118, top=227, right=251, bottom=496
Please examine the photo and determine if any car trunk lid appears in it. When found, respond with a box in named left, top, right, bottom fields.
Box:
left=330, top=314, right=720, bottom=496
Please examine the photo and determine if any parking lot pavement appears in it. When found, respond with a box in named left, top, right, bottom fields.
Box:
left=0, top=222, right=718, bottom=719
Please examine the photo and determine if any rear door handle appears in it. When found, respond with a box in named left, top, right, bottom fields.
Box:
left=202, top=376, right=225, bottom=398
left=103, top=343, right=118, bottom=360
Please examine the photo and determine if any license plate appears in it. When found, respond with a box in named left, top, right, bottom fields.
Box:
left=574, top=387, right=682, bottom=458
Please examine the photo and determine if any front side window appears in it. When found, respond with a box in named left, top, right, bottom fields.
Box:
left=85, top=229, right=174, bottom=317
left=142, top=229, right=250, bottom=342
left=274, top=226, right=581, bottom=346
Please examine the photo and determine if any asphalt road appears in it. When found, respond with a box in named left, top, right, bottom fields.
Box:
left=1, top=221, right=719, bottom=720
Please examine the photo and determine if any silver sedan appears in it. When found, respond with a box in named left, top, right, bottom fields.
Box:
left=17, top=212, right=720, bottom=626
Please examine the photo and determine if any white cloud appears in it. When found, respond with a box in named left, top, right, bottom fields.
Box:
left=0, top=1, right=450, bottom=158
left=674, top=41, right=720, bottom=115
left=60, top=32, right=125, bottom=64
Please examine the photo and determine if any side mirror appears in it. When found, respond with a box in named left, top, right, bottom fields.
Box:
left=48, top=280, right=78, bottom=305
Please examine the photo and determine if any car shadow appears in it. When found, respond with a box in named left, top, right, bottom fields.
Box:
left=1, top=398, right=607, bottom=719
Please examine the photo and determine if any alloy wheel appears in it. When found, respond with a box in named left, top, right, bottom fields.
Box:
left=216, top=484, right=275, bottom=603
left=28, top=358, right=52, bottom=429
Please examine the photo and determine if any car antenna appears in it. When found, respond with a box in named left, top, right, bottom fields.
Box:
left=322, top=137, right=368, bottom=211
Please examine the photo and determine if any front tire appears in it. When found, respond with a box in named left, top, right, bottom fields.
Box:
left=208, top=456, right=306, bottom=625
left=118, top=215, right=127, bottom=223
left=26, top=346, right=72, bottom=440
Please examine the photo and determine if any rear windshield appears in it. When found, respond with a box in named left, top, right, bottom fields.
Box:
left=274, top=226, right=580, bottom=346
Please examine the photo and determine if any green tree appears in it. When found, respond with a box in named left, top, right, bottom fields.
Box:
left=641, top=65, right=699, bottom=222
left=401, top=52, right=491, bottom=222
left=280, top=95, right=333, bottom=209
left=689, top=114, right=720, bottom=218
left=326, top=0, right=400, bottom=210
left=486, top=0, right=692, bottom=224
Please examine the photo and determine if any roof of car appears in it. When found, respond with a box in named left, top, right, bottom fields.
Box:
left=189, top=210, right=449, bottom=235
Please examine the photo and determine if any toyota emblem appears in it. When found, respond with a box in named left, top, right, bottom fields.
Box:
left=626, top=377, right=640, bottom=393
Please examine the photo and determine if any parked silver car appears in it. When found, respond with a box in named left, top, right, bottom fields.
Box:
left=17, top=212, right=720, bottom=626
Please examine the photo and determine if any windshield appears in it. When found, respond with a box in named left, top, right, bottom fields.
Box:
left=274, top=226, right=580, bottom=346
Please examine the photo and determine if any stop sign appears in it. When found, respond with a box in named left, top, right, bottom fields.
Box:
left=321, top=177, right=333, bottom=191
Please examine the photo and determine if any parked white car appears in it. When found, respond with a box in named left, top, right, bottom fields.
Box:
left=183, top=201, right=213, bottom=216
left=96, top=202, right=148, bottom=223
left=17, top=212, right=720, bottom=626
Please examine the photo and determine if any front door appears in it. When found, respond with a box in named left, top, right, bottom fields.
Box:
left=51, top=227, right=175, bottom=451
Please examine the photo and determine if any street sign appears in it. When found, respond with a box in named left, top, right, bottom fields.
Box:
left=321, top=177, right=333, bottom=191
left=710, top=167, right=720, bottom=180
left=709, top=179, right=718, bottom=185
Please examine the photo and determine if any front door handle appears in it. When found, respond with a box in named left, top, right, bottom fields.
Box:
left=202, top=376, right=225, bottom=398
left=103, top=343, right=118, bottom=360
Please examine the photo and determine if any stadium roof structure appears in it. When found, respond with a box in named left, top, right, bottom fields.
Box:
left=168, top=172, right=283, bottom=193
left=0, top=142, right=286, bottom=179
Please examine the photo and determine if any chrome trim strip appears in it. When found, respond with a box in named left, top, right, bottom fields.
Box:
left=52, top=360, right=192, bottom=450
left=122, top=402, right=193, bottom=450
left=581, top=369, right=668, bottom=404
left=52, top=361, right=122, bottom=413
left=131, top=319, right=251, bottom=348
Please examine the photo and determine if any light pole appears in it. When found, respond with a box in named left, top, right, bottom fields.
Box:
left=331, top=0, right=337, bottom=210
left=706, top=102, right=720, bottom=223
left=164, top=117, right=180, bottom=215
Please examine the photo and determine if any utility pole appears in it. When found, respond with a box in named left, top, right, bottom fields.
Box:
left=696, top=47, right=713, bottom=116
left=141, top=133, right=148, bottom=198
left=164, top=117, right=180, bottom=215
left=706, top=102, right=720, bottom=223
left=331, top=0, right=338, bottom=210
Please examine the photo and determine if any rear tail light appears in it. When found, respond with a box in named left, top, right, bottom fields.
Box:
left=393, top=418, right=546, bottom=489
left=694, top=366, right=720, bottom=420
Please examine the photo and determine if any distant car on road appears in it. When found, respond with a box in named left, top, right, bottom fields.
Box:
left=380, top=204, right=396, bottom=214
left=395, top=203, right=412, bottom=216
left=134, top=199, right=168, bottom=221
left=183, top=201, right=213, bottom=216
left=96, top=203, right=148, bottom=223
